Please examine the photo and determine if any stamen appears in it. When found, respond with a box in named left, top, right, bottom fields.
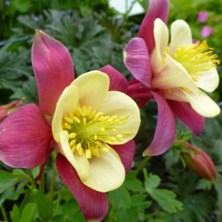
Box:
left=62, top=105, right=131, bottom=159
left=171, top=40, right=220, bottom=83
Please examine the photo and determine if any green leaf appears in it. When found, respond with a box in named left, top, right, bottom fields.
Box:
left=147, top=188, right=183, bottom=214
left=145, top=174, right=161, bottom=190
left=52, top=198, right=85, bottom=222
left=33, top=190, right=53, bottom=220
left=11, top=76, right=38, bottom=104
left=13, top=0, right=32, bottom=13
left=144, top=173, right=183, bottom=214
left=196, top=179, right=213, bottom=190
left=108, top=186, right=131, bottom=210
left=19, top=203, right=37, bottom=222
left=0, top=169, right=19, bottom=193
left=124, top=171, right=145, bottom=192
left=10, top=204, right=21, bottom=222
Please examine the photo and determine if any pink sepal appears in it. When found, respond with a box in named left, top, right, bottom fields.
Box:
left=138, top=0, right=169, bottom=53
left=183, top=143, right=216, bottom=181
left=143, top=92, right=176, bottom=156
left=32, top=30, right=75, bottom=115
left=125, top=38, right=151, bottom=87
left=168, top=101, right=205, bottom=136
left=99, top=65, right=128, bottom=92
left=0, top=104, right=52, bottom=168
left=112, top=140, right=136, bottom=174
left=56, top=154, right=109, bottom=222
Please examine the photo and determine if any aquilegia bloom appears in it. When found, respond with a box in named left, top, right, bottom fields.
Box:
left=124, top=0, right=220, bottom=156
left=201, top=25, right=213, bottom=38
left=0, top=30, right=140, bottom=221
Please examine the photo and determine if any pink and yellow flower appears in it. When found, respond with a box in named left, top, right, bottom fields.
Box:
left=0, top=30, right=140, bottom=221
left=124, top=0, right=220, bottom=156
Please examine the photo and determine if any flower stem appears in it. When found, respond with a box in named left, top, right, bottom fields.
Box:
left=135, top=156, right=151, bottom=175
left=49, top=160, right=57, bottom=201
left=1, top=206, right=8, bottom=222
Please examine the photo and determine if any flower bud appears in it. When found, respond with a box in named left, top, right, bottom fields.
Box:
left=183, top=143, right=216, bottom=181
left=0, top=98, right=24, bottom=121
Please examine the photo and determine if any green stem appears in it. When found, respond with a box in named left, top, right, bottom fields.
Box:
left=1, top=205, right=8, bottom=222
left=135, top=156, right=151, bottom=175
left=49, top=161, right=57, bottom=201
left=40, top=171, right=45, bottom=194
left=26, top=169, right=37, bottom=188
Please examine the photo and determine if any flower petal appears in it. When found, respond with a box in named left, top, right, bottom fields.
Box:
left=83, top=148, right=125, bottom=192
left=56, top=154, right=109, bottom=221
left=138, top=0, right=169, bottom=53
left=152, top=54, right=197, bottom=91
left=112, top=140, right=136, bottom=174
left=151, top=18, right=169, bottom=73
left=197, top=68, right=219, bottom=92
left=184, top=90, right=221, bottom=117
left=0, top=104, right=52, bottom=168
left=98, top=91, right=141, bottom=144
left=52, top=84, right=79, bottom=142
left=32, top=30, right=74, bottom=115
left=58, top=130, right=90, bottom=181
left=168, top=101, right=205, bottom=135
left=99, top=65, right=128, bottom=92
left=201, top=25, right=213, bottom=38
left=124, top=37, right=152, bottom=87
left=143, top=92, right=176, bottom=156
left=170, top=20, right=192, bottom=52
left=72, top=71, right=109, bottom=110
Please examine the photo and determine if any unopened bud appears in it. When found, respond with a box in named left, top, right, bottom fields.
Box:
left=183, top=143, right=216, bottom=181
left=0, top=98, right=25, bottom=121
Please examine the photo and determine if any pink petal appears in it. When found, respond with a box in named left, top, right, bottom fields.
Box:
left=32, top=30, right=75, bottom=115
left=99, top=65, right=128, bottom=92
left=112, top=140, right=136, bottom=174
left=138, top=0, right=169, bottom=53
left=124, top=38, right=151, bottom=87
left=168, top=101, right=205, bottom=136
left=197, top=11, right=208, bottom=23
left=56, top=154, right=108, bottom=221
left=201, top=25, right=213, bottom=38
left=143, top=92, right=176, bottom=156
left=0, top=104, right=52, bottom=168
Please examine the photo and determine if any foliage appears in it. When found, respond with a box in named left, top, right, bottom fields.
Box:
left=1, top=0, right=222, bottom=222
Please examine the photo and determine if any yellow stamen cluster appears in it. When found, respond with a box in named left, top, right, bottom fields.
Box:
left=172, top=41, right=220, bottom=82
left=62, top=106, right=131, bottom=159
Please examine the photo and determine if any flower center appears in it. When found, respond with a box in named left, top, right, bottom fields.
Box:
left=171, top=41, right=220, bottom=82
left=62, top=106, right=131, bottom=159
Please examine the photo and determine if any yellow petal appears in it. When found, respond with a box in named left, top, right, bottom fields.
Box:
left=151, top=18, right=169, bottom=73
left=152, top=54, right=197, bottom=91
left=59, top=130, right=90, bottom=181
left=184, top=90, right=221, bottom=117
left=164, top=88, right=189, bottom=102
left=72, top=71, right=109, bottom=110
left=52, top=84, right=79, bottom=142
left=170, top=20, right=192, bottom=52
left=83, top=148, right=125, bottom=192
left=98, top=91, right=141, bottom=144
left=196, top=68, right=219, bottom=92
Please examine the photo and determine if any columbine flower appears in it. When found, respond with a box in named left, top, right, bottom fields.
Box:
left=0, top=30, right=140, bottom=221
left=124, top=0, right=220, bottom=156
left=182, top=143, right=216, bottom=181
left=201, top=25, right=213, bottom=38
left=197, top=11, right=209, bottom=23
